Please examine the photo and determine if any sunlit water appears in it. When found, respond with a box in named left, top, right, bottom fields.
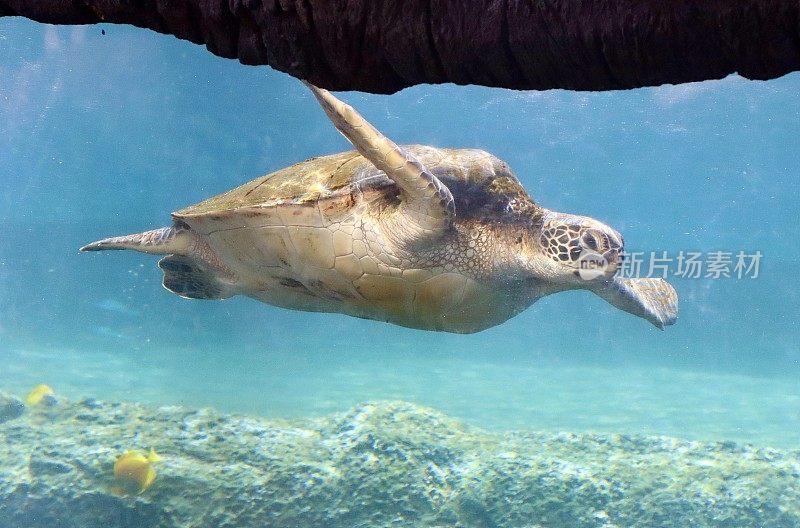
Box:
left=1, top=20, right=799, bottom=450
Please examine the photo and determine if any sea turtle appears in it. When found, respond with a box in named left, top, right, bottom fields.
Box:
left=82, top=82, right=677, bottom=333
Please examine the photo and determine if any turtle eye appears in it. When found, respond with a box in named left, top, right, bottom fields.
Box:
left=581, top=231, right=599, bottom=251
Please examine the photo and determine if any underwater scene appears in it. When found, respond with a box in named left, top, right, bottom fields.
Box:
left=2, top=19, right=800, bottom=528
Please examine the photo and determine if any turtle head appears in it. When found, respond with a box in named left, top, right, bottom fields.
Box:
left=528, top=210, right=624, bottom=284
left=518, top=210, right=678, bottom=329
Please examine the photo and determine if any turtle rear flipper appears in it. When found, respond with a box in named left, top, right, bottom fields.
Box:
left=594, top=277, right=678, bottom=329
left=158, top=255, right=233, bottom=300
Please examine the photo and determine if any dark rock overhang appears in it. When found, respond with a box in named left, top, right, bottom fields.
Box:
left=2, top=0, right=799, bottom=93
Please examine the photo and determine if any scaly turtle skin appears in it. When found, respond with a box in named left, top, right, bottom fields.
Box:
left=82, top=82, right=677, bottom=333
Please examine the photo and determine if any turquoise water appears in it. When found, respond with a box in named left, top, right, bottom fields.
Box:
left=1, top=19, right=799, bottom=453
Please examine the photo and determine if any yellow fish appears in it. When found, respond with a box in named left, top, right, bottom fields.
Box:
left=112, top=448, right=160, bottom=495
left=25, top=384, right=55, bottom=406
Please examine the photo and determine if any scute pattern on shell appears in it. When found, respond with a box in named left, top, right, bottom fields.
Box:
left=175, top=146, right=541, bottom=224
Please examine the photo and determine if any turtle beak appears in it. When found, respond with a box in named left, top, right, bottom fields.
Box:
left=602, top=247, right=621, bottom=276
left=602, top=229, right=624, bottom=276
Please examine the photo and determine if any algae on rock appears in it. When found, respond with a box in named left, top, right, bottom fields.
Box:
left=1, top=396, right=798, bottom=528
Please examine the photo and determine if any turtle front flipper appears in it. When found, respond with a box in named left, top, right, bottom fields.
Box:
left=305, top=82, right=455, bottom=239
left=593, top=277, right=678, bottom=329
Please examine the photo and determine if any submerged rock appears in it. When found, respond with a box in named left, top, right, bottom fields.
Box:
left=0, top=392, right=24, bottom=424
left=1, top=397, right=798, bottom=527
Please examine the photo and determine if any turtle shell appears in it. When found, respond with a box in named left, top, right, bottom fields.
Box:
left=175, top=145, right=540, bottom=222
